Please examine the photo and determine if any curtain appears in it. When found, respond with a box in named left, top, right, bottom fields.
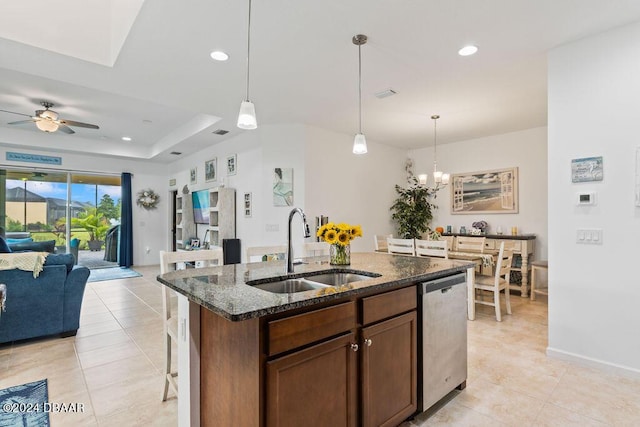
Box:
left=119, top=172, right=133, bottom=267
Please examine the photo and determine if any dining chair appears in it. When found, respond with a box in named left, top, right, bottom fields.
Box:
left=246, top=245, right=287, bottom=263
left=473, top=242, right=513, bottom=321
left=374, top=234, right=393, bottom=252
left=303, top=241, right=330, bottom=257
left=455, top=236, right=486, bottom=253
left=387, top=238, right=416, bottom=256
left=159, top=248, right=224, bottom=401
left=415, top=239, right=448, bottom=259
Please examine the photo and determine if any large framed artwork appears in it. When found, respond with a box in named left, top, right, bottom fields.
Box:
left=205, top=158, right=217, bottom=182
left=451, top=167, right=519, bottom=214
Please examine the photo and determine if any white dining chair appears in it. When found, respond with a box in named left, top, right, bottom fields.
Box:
left=159, top=248, right=224, bottom=401
left=415, top=239, right=448, bottom=259
left=455, top=236, right=486, bottom=253
left=387, top=238, right=416, bottom=256
left=473, top=242, right=513, bottom=321
left=303, top=241, right=330, bottom=257
left=374, top=234, right=393, bottom=252
left=246, top=245, right=287, bottom=263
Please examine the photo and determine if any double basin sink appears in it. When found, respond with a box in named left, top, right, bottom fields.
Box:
left=247, top=270, right=381, bottom=294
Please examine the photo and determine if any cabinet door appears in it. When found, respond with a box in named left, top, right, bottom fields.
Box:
left=266, top=333, right=358, bottom=427
left=361, top=311, right=417, bottom=427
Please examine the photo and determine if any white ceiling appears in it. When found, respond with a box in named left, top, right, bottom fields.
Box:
left=1, top=0, right=640, bottom=163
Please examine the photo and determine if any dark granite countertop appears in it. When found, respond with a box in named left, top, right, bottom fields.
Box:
left=157, top=252, right=474, bottom=321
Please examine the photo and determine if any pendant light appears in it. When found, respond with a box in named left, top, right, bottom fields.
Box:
left=431, top=115, right=449, bottom=185
left=352, top=34, right=368, bottom=154
left=237, top=0, right=257, bottom=130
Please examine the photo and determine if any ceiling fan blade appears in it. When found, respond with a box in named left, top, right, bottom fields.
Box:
left=59, top=119, right=99, bottom=129
left=57, top=124, right=75, bottom=134
left=0, top=109, right=33, bottom=117
left=8, top=119, right=36, bottom=125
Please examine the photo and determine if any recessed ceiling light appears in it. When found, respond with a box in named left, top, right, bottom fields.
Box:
left=122, top=136, right=132, bottom=141
left=458, top=45, right=478, bottom=56
left=210, top=51, right=229, bottom=61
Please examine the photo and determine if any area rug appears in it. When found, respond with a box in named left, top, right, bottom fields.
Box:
left=0, top=379, right=50, bottom=426
left=87, top=267, right=142, bottom=282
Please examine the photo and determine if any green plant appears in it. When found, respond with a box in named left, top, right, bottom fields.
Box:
left=71, top=208, right=110, bottom=242
left=390, top=175, right=438, bottom=239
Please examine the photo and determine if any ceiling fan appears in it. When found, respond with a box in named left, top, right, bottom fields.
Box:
left=0, top=101, right=99, bottom=134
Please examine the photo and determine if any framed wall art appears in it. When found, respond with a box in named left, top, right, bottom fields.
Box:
left=571, top=156, right=603, bottom=183
left=244, top=192, right=252, bottom=217
left=205, top=158, right=217, bottom=182
left=189, top=167, right=197, bottom=185
left=227, top=154, right=237, bottom=176
left=273, top=168, right=293, bottom=206
left=451, top=167, right=519, bottom=214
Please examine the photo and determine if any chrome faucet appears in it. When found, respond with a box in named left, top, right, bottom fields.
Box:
left=287, top=207, right=311, bottom=273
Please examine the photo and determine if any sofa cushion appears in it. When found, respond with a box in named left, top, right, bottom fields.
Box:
left=6, top=237, right=33, bottom=244
left=0, top=236, right=11, bottom=253
left=9, top=240, right=56, bottom=253
left=44, top=253, right=75, bottom=273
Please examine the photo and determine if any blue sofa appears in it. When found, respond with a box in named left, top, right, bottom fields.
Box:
left=0, top=253, right=90, bottom=344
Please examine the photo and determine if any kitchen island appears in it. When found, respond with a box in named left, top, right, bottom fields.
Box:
left=157, top=252, right=475, bottom=427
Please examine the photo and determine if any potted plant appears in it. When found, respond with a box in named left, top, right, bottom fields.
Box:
left=71, top=208, right=110, bottom=251
left=390, top=175, right=438, bottom=239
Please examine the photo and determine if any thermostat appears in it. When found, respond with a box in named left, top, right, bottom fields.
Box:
left=577, top=192, right=596, bottom=205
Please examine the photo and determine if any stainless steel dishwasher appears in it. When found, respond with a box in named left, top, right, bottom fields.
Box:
left=419, top=272, right=467, bottom=411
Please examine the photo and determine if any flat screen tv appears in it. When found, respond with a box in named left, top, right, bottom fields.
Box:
left=192, top=189, right=210, bottom=224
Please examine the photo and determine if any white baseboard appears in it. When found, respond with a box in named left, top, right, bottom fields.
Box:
left=547, top=347, right=640, bottom=380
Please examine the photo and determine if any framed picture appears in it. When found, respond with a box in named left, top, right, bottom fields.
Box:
left=273, top=168, right=294, bottom=206
left=244, top=192, right=252, bottom=217
left=451, top=167, right=519, bottom=214
left=205, top=158, right=217, bottom=182
left=189, top=168, right=197, bottom=185
left=227, top=154, right=237, bottom=176
left=571, top=156, right=603, bottom=183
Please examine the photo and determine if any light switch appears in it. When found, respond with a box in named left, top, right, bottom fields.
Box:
left=577, top=229, right=603, bottom=245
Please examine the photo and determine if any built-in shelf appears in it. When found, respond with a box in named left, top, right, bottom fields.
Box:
left=208, top=187, right=235, bottom=247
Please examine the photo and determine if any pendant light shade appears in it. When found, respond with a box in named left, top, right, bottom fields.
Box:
left=431, top=114, right=449, bottom=184
left=352, top=34, right=368, bottom=154
left=353, top=133, right=367, bottom=154
left=237, top=100, right=257, bottom=129
left=237, top=0, right=257, bottom=130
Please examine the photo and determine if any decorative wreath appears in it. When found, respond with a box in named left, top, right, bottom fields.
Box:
left=136, top=189, right=160, bottom=209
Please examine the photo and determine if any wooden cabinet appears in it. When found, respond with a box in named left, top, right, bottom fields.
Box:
left=266, top=333, right=358, bottom=427
left=361, top=311, right=417, bottom=427
left=201, top=285, right=418, bottom=427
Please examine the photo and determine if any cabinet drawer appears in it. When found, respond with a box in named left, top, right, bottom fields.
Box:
left=484, top=240, right=496, bottom=250
left=503, top=240, right=521, bottom=251
left=268, top=301, right=357, bottom=356
left=362, top=286, right=416, bottom=325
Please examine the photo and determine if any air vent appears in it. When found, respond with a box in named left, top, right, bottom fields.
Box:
left=212, top=129, right=229, bottom=135
left=170, top=151, right=182, bottom=156
left=374, top=88, right=397, bottom=99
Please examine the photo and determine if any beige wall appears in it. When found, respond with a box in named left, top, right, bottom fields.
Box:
left=5, top=201, right=47, bottom=226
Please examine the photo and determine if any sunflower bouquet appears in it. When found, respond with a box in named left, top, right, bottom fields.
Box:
left=316, top=222, right=363, bottom=265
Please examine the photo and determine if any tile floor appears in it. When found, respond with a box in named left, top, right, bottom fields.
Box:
left=1, top=267, right=640, bottom=426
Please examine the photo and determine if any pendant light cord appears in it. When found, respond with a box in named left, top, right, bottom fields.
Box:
left=358, top=43, right=362, bottom=134
left=433, top=116, right=438, bottom=172
left=245, top=0, right=252, bottom=102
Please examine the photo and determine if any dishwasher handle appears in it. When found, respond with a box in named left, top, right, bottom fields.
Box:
left=420, top=273, right=466, bottom=294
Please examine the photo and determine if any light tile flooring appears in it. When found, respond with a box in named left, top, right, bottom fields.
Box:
left=1, top=268, right=640, bottom=426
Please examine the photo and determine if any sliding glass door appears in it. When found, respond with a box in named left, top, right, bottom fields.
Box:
left=0, top=168, right=121, bottom=268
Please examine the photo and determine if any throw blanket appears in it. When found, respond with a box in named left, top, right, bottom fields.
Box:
left=0, top=252, right=48, bottom=278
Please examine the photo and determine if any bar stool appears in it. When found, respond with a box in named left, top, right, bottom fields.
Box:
left=530, top=260, right=548, bottom=301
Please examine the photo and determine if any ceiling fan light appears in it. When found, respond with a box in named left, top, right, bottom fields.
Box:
left=36, top=120, right=59, bottom=133
left=237, top=100, right=257, bottom=130
left=40, top=110, right=58, bottom=120
left=353, top=133, right=367, bottom=154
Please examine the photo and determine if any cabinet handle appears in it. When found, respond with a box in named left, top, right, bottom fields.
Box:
left=364, top=338, right=372, bottom=347
left=350, top=343, right=359, bottom=352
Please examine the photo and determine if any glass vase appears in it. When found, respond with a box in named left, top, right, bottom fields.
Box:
left=330, top=243, right=351, bottom=265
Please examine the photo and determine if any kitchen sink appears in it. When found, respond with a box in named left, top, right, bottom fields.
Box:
left=251, top=278, right=331, bottom=294
left=301, top=272, right=376, bottom=286
left=248, top=270, right=381, bottom=293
